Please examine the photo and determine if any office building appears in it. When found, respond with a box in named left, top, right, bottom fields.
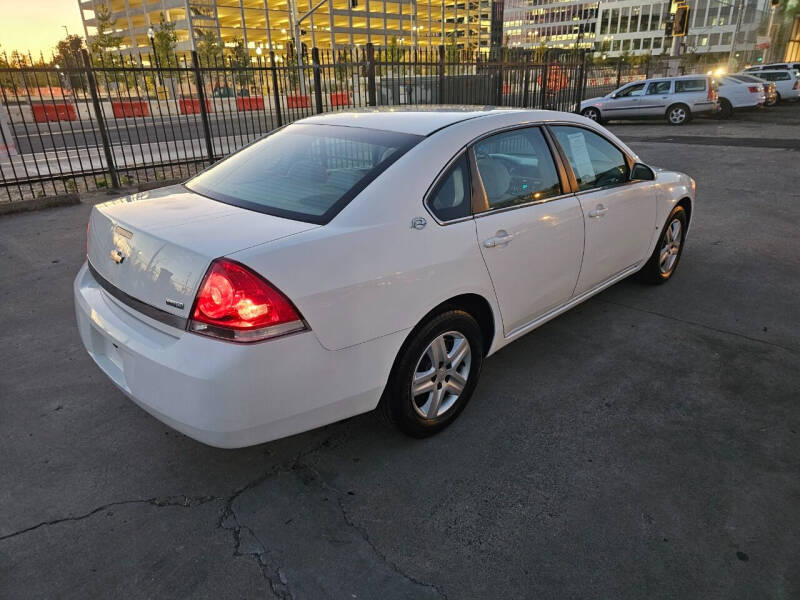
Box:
left=78, top=0, right=497, bottom=56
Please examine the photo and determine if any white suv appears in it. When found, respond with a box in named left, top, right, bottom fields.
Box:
left=580, top=75, right=718, bottom=126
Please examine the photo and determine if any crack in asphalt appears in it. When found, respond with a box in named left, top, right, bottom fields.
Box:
left=1, top=422, right=447, bottom=598
left=304, top=463, right=449, bottom=600
left=0, top=495, right=219, bottom=542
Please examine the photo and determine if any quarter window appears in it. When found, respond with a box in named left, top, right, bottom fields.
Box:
left=675, top=79, right=707, bottom=93
left=551, top=126, right=628, bottom=192
left=427, top=154, right=471, bottom=221
left=473, top=127, right=562, bottom=211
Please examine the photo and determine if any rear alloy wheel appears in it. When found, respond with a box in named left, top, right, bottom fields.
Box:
left=765, top=94, right=777, bottom=107
left=716, top=98, right=733, bottom=119
left=666, top=104, right=691, bottom=126
left=581, top=107, right=602, bottom=123
left=381, top=310, right=484, bottom=438
left=638, top=205, right=688, bottom=284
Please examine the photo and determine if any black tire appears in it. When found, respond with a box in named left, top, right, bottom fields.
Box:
left=765, top=94, right=777, bottom=107
left=380, top=310, right=484, bottom=438
left=666, top=103, right=691, bottom=126
left=581, top=106, right=603, bottom=124
left=716, top=98, right=733, bottom=119
left=775, top=92, right=782, bottom=103
left=638, top=205, right=688, bottom=284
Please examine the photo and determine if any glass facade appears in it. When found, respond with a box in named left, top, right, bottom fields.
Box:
left=79, top=0, right=495, bottom=55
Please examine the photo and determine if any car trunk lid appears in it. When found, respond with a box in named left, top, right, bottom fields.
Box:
left=87, top=185, right=318, bottom=322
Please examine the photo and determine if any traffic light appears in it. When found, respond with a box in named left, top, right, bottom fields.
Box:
left=673, top=4, right=690, bottom=37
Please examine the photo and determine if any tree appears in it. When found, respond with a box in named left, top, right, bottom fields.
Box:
left=90, top=4, right=123, bottom=54
left=227, top=38, right=253, bottom=91
left=153, top=15, right=178, bottom=68
left=54, top=34, right=85, bottom=90
left=196, top=30, right=223, bottom=67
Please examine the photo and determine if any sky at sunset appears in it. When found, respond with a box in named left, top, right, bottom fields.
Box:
left=0, top=0, right=85, bottom=58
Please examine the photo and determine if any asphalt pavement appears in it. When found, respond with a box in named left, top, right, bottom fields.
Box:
left=1, top=107, right=799, bottom=599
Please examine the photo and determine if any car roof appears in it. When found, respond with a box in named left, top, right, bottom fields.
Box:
left=298, top=106, right=585, bottom=136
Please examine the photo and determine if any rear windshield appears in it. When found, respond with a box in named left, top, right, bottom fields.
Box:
left=730, top=74, right=762, bottom=83
left=186, top=123, right=422, bottom=224
left=675, top=79, right=707, bottom=93
left=759, top=71, right=790, bottom=81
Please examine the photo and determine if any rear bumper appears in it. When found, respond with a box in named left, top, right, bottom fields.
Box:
left=74, top=262, right=405, bottom=448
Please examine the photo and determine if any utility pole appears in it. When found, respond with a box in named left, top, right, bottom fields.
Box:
left=728, top=0, right=744, bottom=68
left=291, top=0, right=329, bottom=94
left=763, top=4, right=776, bottom=62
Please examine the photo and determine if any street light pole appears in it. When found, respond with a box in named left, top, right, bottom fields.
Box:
left=147, top=26, right=164, bottom=87
left=291, top=0, right=329, bottom=93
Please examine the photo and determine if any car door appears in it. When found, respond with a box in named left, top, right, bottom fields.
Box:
left=641, top=80, right=673, bottom=115
left=549, top=125, right=657, bottom=296
left=604, top=82, right=647, bottom=118
left=472, top=126, right=584, bottom=335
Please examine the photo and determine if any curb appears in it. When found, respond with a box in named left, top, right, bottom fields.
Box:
left=0, top=194, right=80, bottom=216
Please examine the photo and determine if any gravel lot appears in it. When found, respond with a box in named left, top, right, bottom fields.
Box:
left=1, top=105, right=799, bottom=599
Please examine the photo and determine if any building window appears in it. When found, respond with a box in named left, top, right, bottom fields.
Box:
left=721, top=31, right=733, bottom=45
left=652, top=36, right=662, bottom=49
left=642, top=37, right=651, bottom=49
left=622, top=38, right=631, bottom=50
left=619, top=7, right=629, bottom=33
left=612, top=39, right=621, bottom=50
left=632, top=38, right=641, bottom=50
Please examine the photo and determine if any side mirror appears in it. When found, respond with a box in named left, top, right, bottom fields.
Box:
left=631, top=163, right=655, bottom=181
left=609, top=93, right=617, bottom=99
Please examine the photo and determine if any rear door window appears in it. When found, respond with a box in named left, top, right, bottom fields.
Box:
left=473, top=127, right=563, bottom=210
left=645, top=81, right=671, bottom=94
left=675, top=79, right=707, bottom=93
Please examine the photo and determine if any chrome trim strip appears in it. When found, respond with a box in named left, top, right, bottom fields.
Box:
left=87, top=262, right=188, bottom=330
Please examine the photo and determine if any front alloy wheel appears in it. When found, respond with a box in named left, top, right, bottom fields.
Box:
left=381, top=310, right=484, bottom=437
left=638, top=205, right=688, bottom=284
left=659, top=218, right=683, bottom=275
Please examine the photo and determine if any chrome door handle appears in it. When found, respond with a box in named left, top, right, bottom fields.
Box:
left=588, top=204, right=608, bottom=218
left=483, top=231, right=514, bottom=248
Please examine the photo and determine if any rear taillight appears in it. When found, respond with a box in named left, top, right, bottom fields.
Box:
left=748, top=86, right=760, bottom=93
left=707, top=85, right=714, bottom=101
left=793, top=80, right=799, bottom=90
left=189, top=258, right=307, bottom=342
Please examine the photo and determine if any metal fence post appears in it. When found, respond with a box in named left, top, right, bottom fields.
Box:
left=522, top=54, right=531, bottom=108
left=311, top=47, right=324, bottom=114
left=438, top=45, right=445, bottom=104
left=269, top=51, right=283, bottom=127
left=366, top=43, right=376, bottom=107
left=495, top=50, right=503, bottom=106
left=80, top=49, right=119, bottom=189
left=539, top=61, right=549, bottom=109
left=191, top=51, right=215, bottom=162
left=616, top=61, right=622, bottom=88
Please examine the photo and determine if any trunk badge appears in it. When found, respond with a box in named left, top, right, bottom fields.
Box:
left=114, top=225, right=133, bottom=239
left=165, top=299, right=185, bottom=309
left=110, top=249, right=126, bottom=264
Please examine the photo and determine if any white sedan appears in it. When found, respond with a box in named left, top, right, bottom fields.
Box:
left=74, top=108, right=696, bottom=448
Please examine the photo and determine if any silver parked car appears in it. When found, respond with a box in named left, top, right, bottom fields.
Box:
left=580, top=75, right=719, bottom=126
